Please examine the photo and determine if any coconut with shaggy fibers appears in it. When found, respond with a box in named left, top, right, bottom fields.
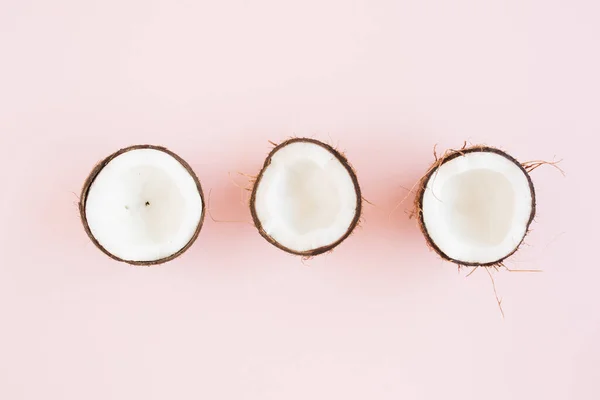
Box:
left=250, top=138, right=362, bottom=256
left=415, top=146, right=537, bottom=267
left=80, top=145, right=205, bottom=265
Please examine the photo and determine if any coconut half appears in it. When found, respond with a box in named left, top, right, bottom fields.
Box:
left=416, top=146, right=535, bottom=266
left=79, top=145, right=205, bottom=265
left=250, top=138, right=362, bottom=256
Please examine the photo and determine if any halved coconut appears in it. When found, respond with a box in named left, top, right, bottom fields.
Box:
left=250, top=138, right=362, bottom=256
left=416, top=146, right=535, bottom=266
left=79, top=145, right=205, bottom=265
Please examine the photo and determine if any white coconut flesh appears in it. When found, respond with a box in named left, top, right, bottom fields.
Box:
left=253, top=141, right=359, bottom=254
left=421, top=151, right=533, bottom=264
left=84, top=148, right=203, bottom=263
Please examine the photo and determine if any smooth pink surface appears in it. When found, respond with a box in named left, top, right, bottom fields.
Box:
left=1, top=1, right=599, bottom=399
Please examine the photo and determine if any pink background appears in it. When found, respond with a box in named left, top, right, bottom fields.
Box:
left=1, top=1, right=599, bottom=399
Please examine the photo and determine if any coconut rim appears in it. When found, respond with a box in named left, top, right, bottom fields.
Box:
left=79, top=144, right=206, bottom=266
left=415, top=146, right=536, bottom=267
left=249, top=137, right=362, bottom=257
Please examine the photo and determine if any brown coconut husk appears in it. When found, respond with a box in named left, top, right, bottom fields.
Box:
left=250, top=137, right=362, bottom=257
left=414, top=144, right=537, bottom=268
left=79, top=145, right=206, bottom=266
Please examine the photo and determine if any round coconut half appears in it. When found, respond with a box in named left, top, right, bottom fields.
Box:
left=250, top=138, right=362, bottom=256
left=416, top=146, right=535, bottom=267
left=79, top=145, right=205, bottom=265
